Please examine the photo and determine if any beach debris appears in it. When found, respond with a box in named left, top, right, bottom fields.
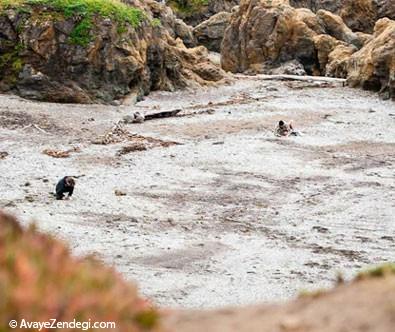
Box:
left=0, top=151, right=9, bottom=159
left=22, top=124, right=50, bottom=134
left=93, top=121, right=180, bottom=154
left=92, top=122, right=129, bottom=145
left=115, top=190, right=127, bottom=196
left=122, top=112, right=145, bottom=124
left=144, top=109, right=182, bottom=121
left=274, top=120, right=300, bottom=137
left=117, top=143, right=147, bottom=156
left=43, top=146, right=81, bottom=158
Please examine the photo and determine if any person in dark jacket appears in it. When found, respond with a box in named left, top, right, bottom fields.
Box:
left=55, top=176, right=75, bottom=200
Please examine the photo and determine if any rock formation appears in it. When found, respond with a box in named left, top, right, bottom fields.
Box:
left=0, top=0, right=226, bottom=104
left=347, top=18, right=395, bottom=99
left=193, top=11, right=232, bottom=52
left=168, top=0, right=239, bottom=26
left=147, top=0, right=197, bottom=47
left=289, top=0, right=395, bottom=33
left=221, top=0, right=365, bottom=75
left=221, top=0, right=395, bottom=98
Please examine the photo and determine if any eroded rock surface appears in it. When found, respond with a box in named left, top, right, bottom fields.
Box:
left=193, top=12, right=231, bottom=52
left=221, top=0, right=364, bottom=75
left=290, top=0, right=395, bottom=33
left=0, top=1, right=226, bottom=104
left=221, top=0, right=395, bottom=98
left=168, top=0, right=239, bottom=26
left=347, top=18, right=395, bottom=100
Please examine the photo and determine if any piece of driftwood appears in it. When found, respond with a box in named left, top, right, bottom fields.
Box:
left=22, top=124, right=50, bottom=133
left=235, top=73, right=346, bottom=84
left=144, top=109, right=182, bottom=121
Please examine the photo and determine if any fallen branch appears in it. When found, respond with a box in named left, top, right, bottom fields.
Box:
left=144, top=109, right=182, bottom=121
left=22, top=124, right=50, bottom=134
left=235, top=73, right=346, bottom=84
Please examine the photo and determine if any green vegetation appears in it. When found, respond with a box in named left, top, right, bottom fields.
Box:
left=167, top=0, right=209, bottom=15
left=0, top=212, right=161, bottom=332
left=0, top=43, right=24, bottom=86
left=357, top=263, right=395, bottom=279
left=151, top=18, right=161, bottom=27
left=69, top=17, right=93, bottom=46
left=0, top=0, right=144, bottom=46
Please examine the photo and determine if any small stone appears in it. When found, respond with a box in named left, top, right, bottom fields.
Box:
left=114, top=190, right=127, bottom=196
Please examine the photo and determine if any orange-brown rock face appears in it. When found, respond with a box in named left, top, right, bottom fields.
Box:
left=290, top=0, right=394, bottom=33
left=220, top=0, right=363, bottom=75
left=347, top=18, right=395, bottom=100
left=221, top=0, right=395, bottom=98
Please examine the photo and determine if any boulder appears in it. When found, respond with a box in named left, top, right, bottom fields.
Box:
left=347, top=18, right=395, bottom=99
left=194, top=12, right=232, bottom=52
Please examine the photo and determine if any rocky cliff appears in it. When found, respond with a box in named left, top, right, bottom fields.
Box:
left=347, top=18, right=395, bottom=100
left=290, top=0, right=395, bottom=33
left=0, top=0, right=226, bottom=104
left=167, top=0, right=239, bottom=26
left=221, top=0, right=394, bottom=99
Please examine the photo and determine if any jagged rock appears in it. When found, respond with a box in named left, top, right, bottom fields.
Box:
left=316, top=10, right=363, bottom=47
left=208, top=0, right=240, bottom=16
left=347, top=18, right=395, bottom=99
left=290, top=0, right=395, bottom=33
left=0, top=1, right=226, bottom=104
left=221, top=0, right=365, bottom=75
left=168, top=0, right=239, bottom=26
left=270, top=60, right=307, bottom=76
left=326, top=44, right=356, bottom=78
left=193, top=12, right=232, bottom=52
left=148, top=0, right=196, bottom=47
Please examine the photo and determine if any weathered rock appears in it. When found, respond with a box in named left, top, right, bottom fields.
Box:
left=194, top=12, right=231, bottom=52
left=270, top=60, right=307, bottom=75
left=221, top=1, right=366, bottom=76
left=316, top=10, right=363, bottom=47
left=148, top=0, right=196, bottom=47
left=326, top=44, right=356, bottom=78
left=168, top=0, right=239, bottom=26
left=290, top=0, right=395, bottom=33
left=0, top=1, right=226, bottom=104
left=347, top=18, right=395, bottom=99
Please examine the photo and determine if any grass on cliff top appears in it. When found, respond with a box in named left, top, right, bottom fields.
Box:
left=0, top=0, right=144, bottom=46
left=0, top=0, right=144, bottom=27
left=167, top=0, right=209, bottom=15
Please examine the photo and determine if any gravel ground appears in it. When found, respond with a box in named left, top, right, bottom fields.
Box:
left=0, top=75, right=394, bottom=308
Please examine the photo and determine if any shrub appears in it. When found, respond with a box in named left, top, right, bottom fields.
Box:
left=167, top=0, right=209, bottom=15
left=356, top=263, right=395, bottom=279
left=0, top=212, right=162, bottom=332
